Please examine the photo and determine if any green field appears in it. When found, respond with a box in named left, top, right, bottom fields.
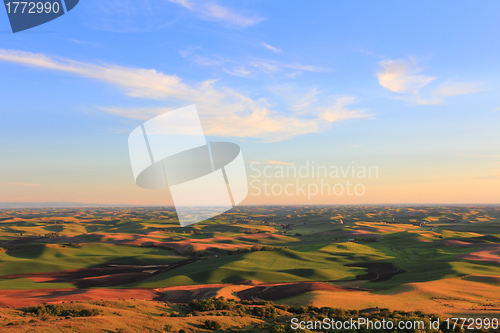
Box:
left=0, top=205, right=499, bottom=318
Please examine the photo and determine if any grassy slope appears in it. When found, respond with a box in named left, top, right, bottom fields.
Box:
left=132, top=243, right=391, bottom=288
left=0, top=243, right=180, bottom=289
left=1, top=207, right=499, bottom=297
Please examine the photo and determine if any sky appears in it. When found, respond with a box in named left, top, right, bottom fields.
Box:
left=0, top=0, right=499, bottom=205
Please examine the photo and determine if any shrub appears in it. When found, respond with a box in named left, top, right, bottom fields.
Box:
left=22, top=304, right=101, bottom=318
left=252, top=304, right=279, bottom=318
left=251, top=245, right=262, bottom=251
left=204, top=319, right=222, bottom=330
left=188, top=297, right=236, bottom=311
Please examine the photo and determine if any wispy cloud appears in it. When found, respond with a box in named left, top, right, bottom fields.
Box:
left=0, top=183, right=42, bottom=187
left=0, top=49, right=371, bottom=141
left=168, top=0, right=263, bottom=28
left=179, top=47, right=328, bottom=77
left=222, top=66, right=251, bottom=77
left=284, top=63, right=330, bottom=73
left=377, top=58, right=482, bottom=105
left=377, top=59, right=435, bottom=94
left=319, top=96, right=373, bottom=122
left=179, top=48, right=233, bottom=67
left=349, top=144, right=362, bottom=148
left=169, top=0, right=193, bottom=9
left=492, top=107, right=500, bottom=112
left=270, top=86, right=371, bottom=122
left=61, top=38, right=100, bottom=46
left=433, top=81, right=482, bottom=97
left=454, top=154, right=500, bottom=158
left=0, top=49, right=186, bottom=99
left=291, top=88, right=321, bottom=113
left=261, top=42, right=282, bottom=54
left=248, top=59, right=330, bottom=75
left=246, top=159, right=295, bottom=165
left=191, top=54, right=230, bottom=66
left=249, top=60, right=279, bottom=74
left=83, top=0, right=161, bottom=33
left=178, top=46, right=201, bottom=58
left=266, top=160, right=295, bottom=165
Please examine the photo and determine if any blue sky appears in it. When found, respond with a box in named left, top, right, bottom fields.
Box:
left=1, top=0, right=499, bottom=205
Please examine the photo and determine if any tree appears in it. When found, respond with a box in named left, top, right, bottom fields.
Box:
left=188, top=246, right=198, bottom=256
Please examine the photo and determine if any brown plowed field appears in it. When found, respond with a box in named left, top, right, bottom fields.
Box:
left=237, top=282, right=347, bottom=301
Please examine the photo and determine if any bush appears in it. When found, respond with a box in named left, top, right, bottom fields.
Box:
left=22, top=304, right=101, bottom=317
left=252, top=304, right=279, bottom=318
left=188, top=297, right=236, bottom=311
left=204, top=319, right=222, bottom=330
left=251, top=245, right=262, bottom=251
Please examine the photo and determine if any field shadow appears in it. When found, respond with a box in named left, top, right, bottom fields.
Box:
left=5, top=244, right=46, bottom=259
left=343, top=262, right=406, bottom=282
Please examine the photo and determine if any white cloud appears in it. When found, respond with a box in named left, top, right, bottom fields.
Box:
left=433, top=81, right=482, bottom=97
left=266, top=160, right=294, bottom=165
left=168, top=0, right=193, bottom=9
left=249, top=60, right=330, bottom=75
left=250, top=60, right=279, bottom=74
left=0, top=49, right=371, bottom=141
left=269, top=86, right=371, bottom=123
left=178, top=46, right=201, bottom=58
left=168, top=0, right=262, bottom=28
left=261, top=42, right=282, bottom=54
left=222, top=67, right=252, bottom=77
left=454, top=154, right=500, bottom=158
left=61, top=38, right=100, bottom=46
left=0, top=49, right=187, bottom=99
left=377, top=59, right=435, bottom=94
left=377, top=58, right=482, bottom=105
left=179, top=47, right=328, bottom=77
left=246, top=158, right=294, bottom=165
left=410, top=96, right=442, bottom=106
left=494, top=107, right=500, bottom=112
left=191, top=54, right=229, bottom=66
left=291, top=88, right=321, bottom=113
left=284, top=63, right=330, bottom=73
left=319, top=96, right=373, bottom=122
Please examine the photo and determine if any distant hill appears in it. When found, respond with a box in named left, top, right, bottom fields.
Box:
left=0, top=202, right=135, bottom=208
